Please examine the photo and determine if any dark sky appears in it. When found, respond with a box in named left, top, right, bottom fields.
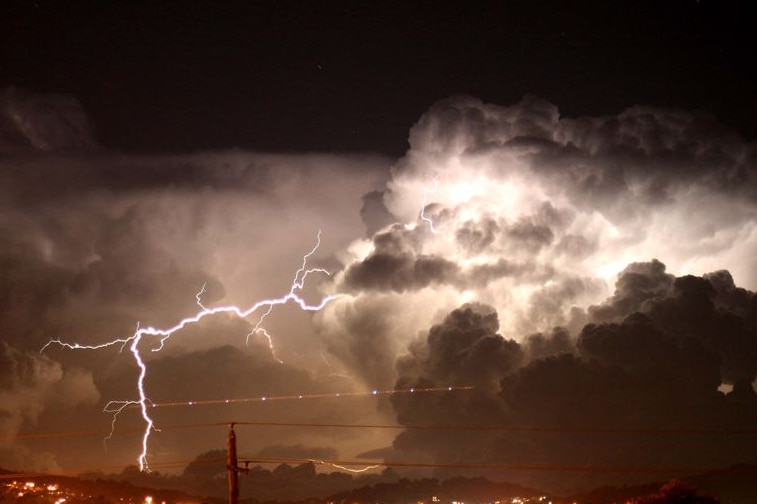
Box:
left=2, top=0, right=757, bottom=497
left=2, top=0, right=754, bottom=154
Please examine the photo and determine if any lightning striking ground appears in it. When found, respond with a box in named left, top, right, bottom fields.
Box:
left=41, top=232, right=339, bottom=471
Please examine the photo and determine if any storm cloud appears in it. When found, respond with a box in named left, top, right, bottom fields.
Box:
left=1, top=88, right=393, bottom=471
left=0, top=342, right=98, bottom=471
left=386, top=263, right=757, bottom=492
left=2, top=90, right=757, bottom=494
left=319, top=96, right=757, bottom=491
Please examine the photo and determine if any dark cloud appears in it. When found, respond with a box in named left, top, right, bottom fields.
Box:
left=588, top=261, right=757, bottom=386
left=465, top=259, right=532, bottom=289
left=455, top=217, right=499, bottom=255
left=360, top=190, right=397, bottom=237
left=495, top=335, right=756, bottom=490
left=0, top=342, right=98, bottom=470
left=0, top=87, right=98, bottom=153
left=144, top=344, right=315, bottom=404
left=554, top=233, right=596, bottom=259
left=256, top=444, right=338, bottom=461
left=343, top=251, right=461, bottom=293
left=389, top=304, right=521, bottom=474
left=340, top=225, right=458, bottom=293
left=522, top=327, right=573, bottom=362
left=246, top=462, right=355, bottom=501
left=123, top=449, right=370, bottom=501
left=648, top=278, right=757, bottom=387
left=523, top=275, right=603, bottom=332
left=396, top=303, right=522, bottom=389
left=578, top=312, right=722, bottom=397
left=544, top=107, right=757, bottom=215
left=589, top=259, right=674, bottom=322
left=385, top=266, right=757, bottom=492
left=503, top=217, right=555, bottom=254
left=320, top=295, right=408, bottom=390
left=341, top=222, right=554, bottom=295
left=407, top=95, right=559, bottom=156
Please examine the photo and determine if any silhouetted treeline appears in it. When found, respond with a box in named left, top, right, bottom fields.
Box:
left=316, top=476, right=539, bottom=504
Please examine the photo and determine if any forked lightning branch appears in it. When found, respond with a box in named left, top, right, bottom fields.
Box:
left=41, top=232, right=339, bottom=472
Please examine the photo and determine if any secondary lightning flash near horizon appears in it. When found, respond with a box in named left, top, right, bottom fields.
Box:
left=41, top=232, right=339, bottom=471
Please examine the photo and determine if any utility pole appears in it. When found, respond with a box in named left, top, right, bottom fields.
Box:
left=227, top=423, right=239, bottom=504
left=228, top=422, right=251, bottom=504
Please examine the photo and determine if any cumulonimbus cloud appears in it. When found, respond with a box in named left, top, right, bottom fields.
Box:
left=2, top=90, right=756, bottom=492
left=316, top=95, right=757, bottom=491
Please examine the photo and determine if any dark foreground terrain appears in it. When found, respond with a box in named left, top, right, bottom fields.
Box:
left=2, top=464, right=756, bottom=504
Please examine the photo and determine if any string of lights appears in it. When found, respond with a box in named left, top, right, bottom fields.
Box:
left=145, top=385, right=474, bottom=409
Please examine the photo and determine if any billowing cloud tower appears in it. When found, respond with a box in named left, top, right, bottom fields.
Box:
left=320, top=95, right=757, bottom=491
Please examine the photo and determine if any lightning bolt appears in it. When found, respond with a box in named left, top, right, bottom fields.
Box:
left=195, top=283, right=208, bottom=310
left=313, top=460, right=380, bottom=473
left=250, top=326, right=282, bottom=363
left=41, top=232, right=339, bottom=471
left=419, top=174, right=439, bottom=232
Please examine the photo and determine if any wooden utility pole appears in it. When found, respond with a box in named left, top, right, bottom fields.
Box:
left=227, top=423, right=239, bottom=504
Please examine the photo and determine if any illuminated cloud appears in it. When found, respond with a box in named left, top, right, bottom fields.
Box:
left=255, top=444, right=338, bottom=460
left=315, top=96, right=757, bottom=491
left=1, top=91, right=756, bottom=493
left=326, top=95, right=757, bottom=361
left=0, top=91, right=392, bottom=471
left=0, top=342, right=99, bottom=471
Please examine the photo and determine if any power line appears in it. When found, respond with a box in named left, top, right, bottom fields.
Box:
left=145, top=386, right=475, bottom=409
left=241, top=456, right=713, bottom=475
left=7, top=418, right=757, bottom=443
left=231, top=420, right=757, bottom=436
left=3, top=422, right=227, bottom=442
left=0, top=458, right=202, bottom=480
left=0, top=456, right=713, bottom=480
left=3, top=385, right=473, bottom=441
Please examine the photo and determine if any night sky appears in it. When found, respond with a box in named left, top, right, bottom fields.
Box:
left=3, top=0, right=755, bottom=154
left=1, top=0, right=757, bottom=496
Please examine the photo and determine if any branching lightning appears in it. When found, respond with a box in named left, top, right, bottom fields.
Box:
left=251, top=326, right=282, bottom=363
left=41, top=232, right=338, bottom=471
